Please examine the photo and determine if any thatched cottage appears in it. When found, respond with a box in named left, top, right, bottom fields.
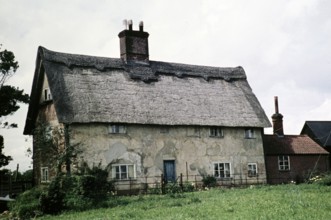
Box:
left=24, top=21, right=271, bottom=190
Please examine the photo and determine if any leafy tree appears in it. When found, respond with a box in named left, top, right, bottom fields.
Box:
left=0, top=135, right=12, bottom=167
left=0, top=45, right=29, bottom=167
left=0, top=45, right=19, bottom=87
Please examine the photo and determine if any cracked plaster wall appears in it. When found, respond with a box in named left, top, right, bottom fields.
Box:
left=69, top=123, right=267, bottom=183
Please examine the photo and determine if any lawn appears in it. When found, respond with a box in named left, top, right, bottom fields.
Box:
left=37, top=184, right=331, bottom=220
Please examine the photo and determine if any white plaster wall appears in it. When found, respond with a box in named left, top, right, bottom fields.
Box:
left=70, top=123, right=267, bottom=185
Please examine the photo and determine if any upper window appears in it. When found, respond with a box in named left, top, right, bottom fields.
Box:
left=244, top=128, right=255, bottom=139
left=210, top=127, right=224, bottom=138
left=248, top=163, right=258, bottom=177
left=44, top=88, right=52, bottom=101
left=111, top=164, right=135, bottom=180
left=278, top=156, right=290, bottom=171
left=108, top=125, right=126, bottom=134
left=214, top=162, right=231, bottom=178
left=187, top=127, right=200, bottom=137
left=41, top=167, right=49, bottom=183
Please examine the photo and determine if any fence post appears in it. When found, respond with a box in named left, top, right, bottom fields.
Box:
left=9, top=175, right=12, bottom=196
left=180, top=173, right=183, bottom=190
left=161, top=174, right=165, bottom=194
left=145, top=176, right=148, bottom=194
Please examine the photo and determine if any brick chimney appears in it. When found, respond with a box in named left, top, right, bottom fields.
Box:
left=118, top=20, right=149, bottom=63
left=271, top=96, right=284, bottom=136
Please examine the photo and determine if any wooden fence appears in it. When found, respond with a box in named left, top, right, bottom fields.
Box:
left=112, top=173, right=268, bottom=195
left=0, top=180, right=33, bottom=198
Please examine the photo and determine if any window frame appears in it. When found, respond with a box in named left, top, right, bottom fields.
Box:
left=111, top=164, right=136, bottom=180
left=108, top=124, right=127, bottom=134
left=41, top=167, right=49, bottom=183
left=278, top=155, right=290, bottom=171
left=213, top=162, right=231, bottom=179
left=247, top=163, right=258, bottom=177
left=209, top=127, right=224, bottom=138
left=44, top=88, right=52, bottom=101
left=244, top=128, right=255, bottom=139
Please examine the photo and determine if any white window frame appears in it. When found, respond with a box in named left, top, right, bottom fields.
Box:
left=111, top=164, right=136, bottom=180
left=41, top=167, right=49, bottom=183
left=278, top=156, right=290, bottom=171
left=248, top=163, right=258, bottom=177
left=209, top=127, right=224, bottom=138
left=44, top=88, right=52, bottom=101
left=213, top=162, right=231, bottom=178
left=244, top=128, right=255, bottom=139
left=108, top=124, right=126, bottom=134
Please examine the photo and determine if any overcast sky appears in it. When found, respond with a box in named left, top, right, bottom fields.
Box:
left=1, top=0, right=330, bottom=171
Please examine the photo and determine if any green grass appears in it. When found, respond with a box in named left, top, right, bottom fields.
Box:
left=38, top=184, right=331, bottom=220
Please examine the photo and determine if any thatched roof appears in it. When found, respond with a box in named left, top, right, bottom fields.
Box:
left=24, top=47, right=271, bottom=134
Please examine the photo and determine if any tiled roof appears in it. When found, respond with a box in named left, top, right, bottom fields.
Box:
left=263, top=135, right=329, bottom=155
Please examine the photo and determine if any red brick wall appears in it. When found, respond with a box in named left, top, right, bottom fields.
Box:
left=265, top=155, right=329, bottom=184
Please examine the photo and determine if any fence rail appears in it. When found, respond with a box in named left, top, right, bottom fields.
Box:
left=111, top=173, right=270, bottom=195
left=0, top=181, right=33, bottom=198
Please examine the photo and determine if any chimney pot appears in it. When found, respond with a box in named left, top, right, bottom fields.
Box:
left=271, top=96, right=284, bottom=136
left=139, top=21, right=144, bottom=32
left=128, top=20, right=133, bottom=31
left=274, top=96, right=279, bottom=114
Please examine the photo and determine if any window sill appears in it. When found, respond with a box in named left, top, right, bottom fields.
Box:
left=209, top=136, right=224, bottom=139
left=40, top=100, right=53, bottom=106
left=248, top=175, right=258, bottom=178
left=216, top=177, right=232, bottom=181
left=113, top=178, right=137, bottom=182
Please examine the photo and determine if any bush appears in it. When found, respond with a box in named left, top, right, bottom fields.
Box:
left=202, top=175, right=217, bottom=187
left=310, top=173, right=331, bottom=186
left=9, top=187, right=44, bottom=219
left=9, top=166, right=115, bottom=217
left=40, top=176, right=65, bottom=214
left=60, top=167, right=115, bottom=210
left=182, top=181, right=195, bottom=192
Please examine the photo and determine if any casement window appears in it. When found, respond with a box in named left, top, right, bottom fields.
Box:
left=210, top=127, right=224, bottom=138
left=108, top=124, right=126, bottom=134
left=111, top=164, right=135, bottom=180
left=187, top=127, right=200, bottom=137
left=41, top=167, right=49, bottom=183
left=278, top=156, right=290, bottom=171
left=248, top=163, right=258, bottom=177
left=214, top=162, right=231, bottom=178
left=44, top=88, right=52, bottom=101
left=244, top=128, right=255, bottom=139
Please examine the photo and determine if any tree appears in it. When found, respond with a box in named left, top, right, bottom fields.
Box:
left=0, top=45, right=29, bottom=168
left=0, top=44, right=19, bottom=87
left=0, top=135, right=12, bottom=167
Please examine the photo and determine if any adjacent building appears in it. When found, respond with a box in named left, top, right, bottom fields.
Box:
left=263, top=97, right=329, bottom=184
left=301, top=121, right=331, bottom=151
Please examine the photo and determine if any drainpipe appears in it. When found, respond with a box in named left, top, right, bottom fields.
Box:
left=64, top=124, right=71, bottom=176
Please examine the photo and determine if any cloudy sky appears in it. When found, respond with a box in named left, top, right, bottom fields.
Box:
left=1, top=0, right=330, bottom=171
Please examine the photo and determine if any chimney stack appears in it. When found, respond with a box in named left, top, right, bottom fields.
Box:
left=118, top=20, right=149, bottom=63
left=271, top=96, right=284, bottom=136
